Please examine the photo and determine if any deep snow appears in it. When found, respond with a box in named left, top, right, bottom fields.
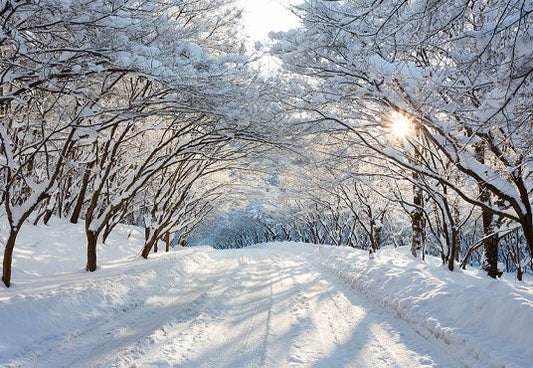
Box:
left=1, top=218, right=532, bottom=367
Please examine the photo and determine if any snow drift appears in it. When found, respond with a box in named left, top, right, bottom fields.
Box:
left=0, top=216, right=215, bottom=365
left=265, top=242, right=533, bottom=368
left=1, top=218, right=532, bottom=367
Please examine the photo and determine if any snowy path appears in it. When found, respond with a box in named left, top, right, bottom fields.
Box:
left=5, top=246, right=462, bottom=368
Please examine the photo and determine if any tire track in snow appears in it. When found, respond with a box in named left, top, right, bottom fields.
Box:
left=302, top=252, right=458, bottom=368
left=283, top=265, right=350, bottom=367
left=25, top=255, right=238, bottom=368
left=113, top=253, right=276, bottom=368
left=108, top=257, right=243, bottom=368
left=262, top=251, right=460, bottom=368
left=12, top=246, right=465, bottom=368
left=201, top=256, right=274, bottom=368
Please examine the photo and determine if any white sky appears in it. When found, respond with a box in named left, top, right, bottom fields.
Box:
left=240, top=0, right=301, bottom=42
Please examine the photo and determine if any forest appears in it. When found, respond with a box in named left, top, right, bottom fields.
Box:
left=1, top=0, right=532, bottom=289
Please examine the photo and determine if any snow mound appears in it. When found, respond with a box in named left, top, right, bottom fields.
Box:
left=0, top=216, right=216, bottom=364
left=0, top=216, right=144, bottom=282
left=260, top=242, right=533, bottom=368
left=2, top=219, right=531, bottom=368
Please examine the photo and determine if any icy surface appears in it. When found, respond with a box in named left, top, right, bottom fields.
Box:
left=1, top=222, right=532, bottom=367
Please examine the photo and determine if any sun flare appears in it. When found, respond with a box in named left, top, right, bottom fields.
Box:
left=390, top=111, right=411, bottom=137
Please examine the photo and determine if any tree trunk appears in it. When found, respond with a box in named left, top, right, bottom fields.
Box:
left=102, top=218, right=121, bottom=244
left=43, top=209, right=53, bottom=225
left=516, top=266, right=523, bottom=281
left=369, top=245, right=376, bottom=259
left=454, top=205, right=460, bottom=262
left=70, top=164, right=92, bottom=224
left=411, top=181, right=425, bottom=258
left=411, top=126, right=426, bottom=258
left=522, top=213, right=533, bottom=266
left=481, top=216, right=499, bottom=278
left=369, top=223, right=378, bottom=259
left=2, top=229, right=18, bottom=287
left=448, top=227, right=458, bottom=271
left=86, top=230, right=98, bottom=272
left=33, top=209, right=47, bottom=226
left=475, top=142, right=500, bottom=278
left=166, top=232, right=170, bottom=252
left=141, top=237, right=156, bottom=259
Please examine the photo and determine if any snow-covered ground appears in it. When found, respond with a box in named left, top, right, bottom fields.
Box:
left=294, top=243, right=533, bottom=368
left=0, top=216, right=145, bottom=282
left=1, top=219, right=532, bottom=367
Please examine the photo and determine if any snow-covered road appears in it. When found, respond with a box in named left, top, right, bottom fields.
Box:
left=8, top=246, right=461, bottom=368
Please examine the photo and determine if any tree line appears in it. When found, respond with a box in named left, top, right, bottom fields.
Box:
left=0, top=0, right=280, bottom=287
left=2, top=0, right=532, bottom=287
left=201, top=0, right=532, bottom=280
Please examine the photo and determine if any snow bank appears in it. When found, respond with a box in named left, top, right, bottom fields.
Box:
left=261, top=242, right=533, bottom=368
left=0, top=216, right=144, bottom=282
left=0, top=216, right=216, bottom=364
left=2, top=218, right=531, bottom=368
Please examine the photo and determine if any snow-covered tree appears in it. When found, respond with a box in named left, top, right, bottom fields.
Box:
left=272, top=0, right=532, bottom=277
left=0, top=0, right=275, bottom=286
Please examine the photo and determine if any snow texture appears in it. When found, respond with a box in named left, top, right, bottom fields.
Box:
left=1, top=220, right=532, bottom=367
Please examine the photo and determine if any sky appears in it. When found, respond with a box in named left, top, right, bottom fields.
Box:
left=240, top=0, right=301, bottom=42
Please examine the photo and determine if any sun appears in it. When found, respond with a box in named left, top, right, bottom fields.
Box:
left=390, top=111, right=411, bottom=138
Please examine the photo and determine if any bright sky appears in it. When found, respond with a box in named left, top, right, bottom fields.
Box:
left=240, top=0, right=301, bottom=42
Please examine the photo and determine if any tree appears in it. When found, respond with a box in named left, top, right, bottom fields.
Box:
left=0, top=0, right=265, bottom=285
left=272, top=0, right=532, bottom=277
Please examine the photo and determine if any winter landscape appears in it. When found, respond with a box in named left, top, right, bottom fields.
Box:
left=1, top=0, right=532, bottom=367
